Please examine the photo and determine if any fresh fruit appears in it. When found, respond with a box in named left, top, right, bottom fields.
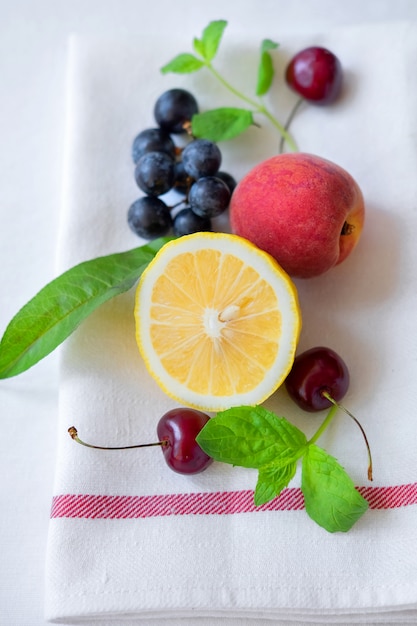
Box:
left=215, top=170, right=237, bottom=194
left=134, top=151, right=175, bottom=196
left=131, top=128, right=176, bottom=163
left=188, top=176, right=231, bottom=217
left=157, top=408, right=213, bottom=473
left=173, top=161, right=194, bottom=195
left=68, top=407, right=213, bottom=475
left=285, top=46, right=343, bottom=104
left=181, top=138, right=222, bottom=179
left=128, top=97, right=238, bottom=241
left=230, top=152, right=365, bottom=278
left=134, top=232, right=301, bottom=411
left=127, top=197, right=172, bottom=240
left=2, top=21, right=374, bottom=532
left=285, top=346, right=349, bottom=412
left=154, top=88, right=199, bottom=134
left=285, top=346, right=373, bottom=480
left=173, top=207, right=212, bottom=237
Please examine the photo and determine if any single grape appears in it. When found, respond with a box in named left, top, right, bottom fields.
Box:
left=182, top=139, right=222, bottom=179
left=134, top=151, right=175, bottom=196
left=154, top=88, right=199, bottom=134
left=189, top=176, right=231, bottom=218
left=157, top=408, right=213, bottom=474
left=173, top=207, right=212, bottom=237
left=131, top=128, right=176, bottom=163
left=285, top=346, right=350, bottom=412
left=215, top=170, right=237, bottom=194
left=127, top=196, right=172, bottom=239
left=285, top=46, right=343, bottom=104
left=173, top=161, right=194, bottom=195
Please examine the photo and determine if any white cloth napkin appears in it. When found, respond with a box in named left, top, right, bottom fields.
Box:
left=45, top=21, right=417, bottom=624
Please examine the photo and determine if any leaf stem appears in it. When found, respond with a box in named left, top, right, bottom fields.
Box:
left=206, top=63, right=259, bottom=109
left=307, top=404, right=339, bottom=446
left=206, top=63, right=298, bottom=152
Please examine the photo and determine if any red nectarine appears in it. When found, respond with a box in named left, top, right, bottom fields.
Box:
left=229, top=153, right=365, bottom=278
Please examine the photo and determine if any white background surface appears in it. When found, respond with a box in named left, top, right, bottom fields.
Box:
left=1, top=1, right=417, bottom=624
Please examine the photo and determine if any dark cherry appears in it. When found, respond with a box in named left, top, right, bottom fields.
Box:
left=285, top=46, right=343, bottom=104
left=68, top=407, right=213, bottom=476
left=285, top=346, right=349, bottom=412
left=157, top=408, right=213, bottom=474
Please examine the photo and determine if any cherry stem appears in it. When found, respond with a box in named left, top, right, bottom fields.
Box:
left=68, top=426, right=167, bottom=450
left=321, top=392, right=373, bottom=481
left=307, top=403, right=339, bottom=446
left=279, top=97, right=305, bottom=154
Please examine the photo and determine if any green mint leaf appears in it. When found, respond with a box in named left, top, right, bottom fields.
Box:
left=0, top=238, right=170, bottom=378
left=193, top=37, right=205, bottom=58
left=191, top=107, right=254, bottom=142
left=301, top=444, right=369, bottom=533
left=161, top=53, right=205, bottom=74
left=256, top=39, right=279, bottom=96
left=254, top=461, right=297, bottom=506
left=198, top=19, right=228, bottom=62
left=196, top=405, right=307, bottom=468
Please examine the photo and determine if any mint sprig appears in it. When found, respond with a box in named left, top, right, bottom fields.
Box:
left=161, top=20, right=297, bottom=149
left=0, top=237, right=170, bottom=378
left=196, top=404, right=369, bottom=533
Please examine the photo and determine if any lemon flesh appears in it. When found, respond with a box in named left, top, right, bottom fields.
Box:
left=135, top=233, right=301, bottom=411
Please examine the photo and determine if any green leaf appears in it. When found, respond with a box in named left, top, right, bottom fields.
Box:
left=198, top=19, right=228, bottom=62
left=256, top=39, right=279, bottom=96
left=301, top=444, right=369, bottom=533
left=193, top=37, right=205, bottom=58
left=196, top=405, right=307, bottom=468
left=0, top=237, right=170, bottom=378
left=254, top=461, right=297, bottom=506
left=161, top=53, right=205, bottom=75
left=191, top=107, right=254, bottom=142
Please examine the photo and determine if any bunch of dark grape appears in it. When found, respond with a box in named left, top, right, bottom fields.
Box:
left=127, top=88, right=236, bottom=240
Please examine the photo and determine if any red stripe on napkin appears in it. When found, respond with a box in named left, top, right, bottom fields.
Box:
left=50, top=483, right=417, bottom=519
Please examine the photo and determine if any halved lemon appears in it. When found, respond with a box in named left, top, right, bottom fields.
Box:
left=135, top=232, right=301, bottom=411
